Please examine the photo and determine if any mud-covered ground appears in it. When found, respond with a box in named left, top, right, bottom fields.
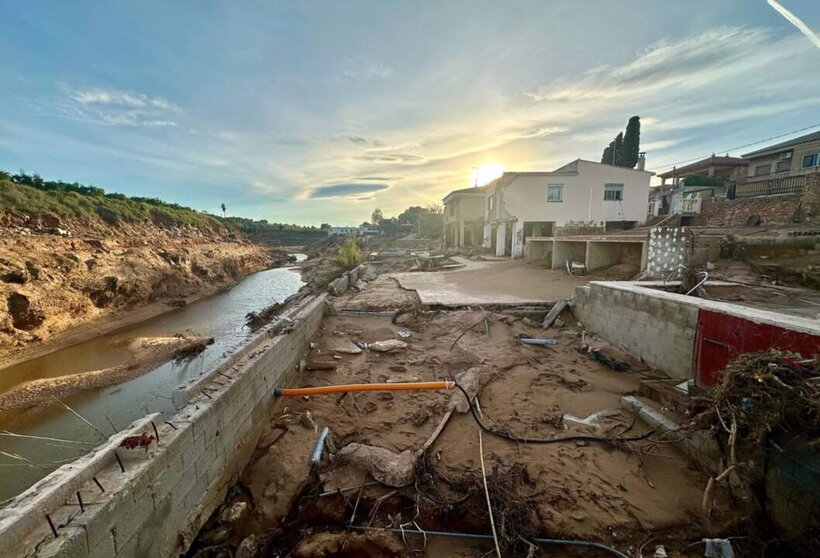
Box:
left=191, top=308, right=737, bottom=557
left=0, top=212, right=280, bottom=364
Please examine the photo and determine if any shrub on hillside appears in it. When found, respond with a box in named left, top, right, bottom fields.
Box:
left=335, top=236, right=363, bottom=270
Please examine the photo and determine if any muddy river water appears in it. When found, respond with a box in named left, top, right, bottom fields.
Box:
left=0, top=255, right=306, bottom=502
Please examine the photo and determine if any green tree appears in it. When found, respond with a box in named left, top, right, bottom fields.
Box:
left=335, top=236, right=363, bottom=269
left=621, top=116, right=641, bottom=168
left=601, top=143, right=613, bottom=165
left=612, top=132, right=625, bottom=166
left=371, top=208, right=383, bottom=225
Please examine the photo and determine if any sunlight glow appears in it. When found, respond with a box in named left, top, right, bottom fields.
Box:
left=471, top=163, right=505, bottom=187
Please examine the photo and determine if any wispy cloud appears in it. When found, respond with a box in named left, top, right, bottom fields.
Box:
left=767, top=0, right=820, bottom=49
left=41, top=85, right=182, bottom=127
left=307, top=182, right=390, bottom=199
left=342, top=57, right=394, bottom=80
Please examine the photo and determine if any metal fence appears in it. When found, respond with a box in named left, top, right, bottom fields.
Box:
left=728, top=174, right=806, bottom=199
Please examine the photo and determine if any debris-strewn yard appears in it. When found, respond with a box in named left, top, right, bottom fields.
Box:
left=191, top=308, right=738, bottom=557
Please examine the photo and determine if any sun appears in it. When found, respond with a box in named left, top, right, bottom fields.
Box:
left=471, top=163, right=505, bottom=187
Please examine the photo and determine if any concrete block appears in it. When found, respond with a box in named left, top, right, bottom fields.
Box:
left=35, top=526, right=88, bottom=558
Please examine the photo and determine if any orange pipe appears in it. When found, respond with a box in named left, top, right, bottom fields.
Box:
left=274, top=381, right=454, bottom=397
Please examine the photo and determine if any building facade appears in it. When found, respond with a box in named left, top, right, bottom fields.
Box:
left=327, top=226, right=358, bottom=237
left=742, top=130, right=820, bottom=180
left=442, top=186, right=486, bottom=248
left=482, top=159, right=652, bottom=257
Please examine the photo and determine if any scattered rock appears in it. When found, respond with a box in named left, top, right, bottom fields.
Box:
left=368, top=339, right=407, bottom=352
left=329, top=339, right=363, bottom=354
left=219, top=501, right=249, bottom=524
left=236, top=535, right=264, bottom=558
left=1, top=269, right=28, bottom=284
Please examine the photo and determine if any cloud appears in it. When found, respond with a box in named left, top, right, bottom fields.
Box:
left=307, top=182, right=390, bottom=199
left=767, top=0, right=820, bottom=50
left=524, top=27, right=781, bottom=102
left=42, top=85, right=182, bottom=127
left=356, top=152, right=426, bottom=163
left=342, top=57, right=394, bottom=81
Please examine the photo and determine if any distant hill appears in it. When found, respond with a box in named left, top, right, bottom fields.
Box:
left=0, top=171, right=324, bottom=245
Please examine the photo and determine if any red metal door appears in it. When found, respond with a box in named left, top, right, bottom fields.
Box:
left=693, top=309, right=820, bottom=387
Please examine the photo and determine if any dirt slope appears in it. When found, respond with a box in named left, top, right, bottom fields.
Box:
left=0, top=212, right=277, bottom=364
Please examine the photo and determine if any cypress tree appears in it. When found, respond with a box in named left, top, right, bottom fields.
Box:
left=601, top=144, right=613, bottom=164
left=613, top=132, right=624, bottom=166
left=621, top=116, right=641, bottom=168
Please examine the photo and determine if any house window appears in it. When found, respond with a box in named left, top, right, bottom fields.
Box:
left=802, top=153, right=819, bottom=168
left=776, top=160, right=791, bottom=173
left=487, top=197, right=494, bottom=211
left=546, top=184, right=563, bottom=202
left=754, top=164, right=770, bottom=177
left=603, top=183, right=624, bottom=201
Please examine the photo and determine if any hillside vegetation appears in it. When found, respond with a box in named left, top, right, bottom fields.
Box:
left=1, top=171, right=325, bottom=245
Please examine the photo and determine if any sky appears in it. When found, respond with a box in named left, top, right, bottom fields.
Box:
left=1, top=1, right=819, bottom=226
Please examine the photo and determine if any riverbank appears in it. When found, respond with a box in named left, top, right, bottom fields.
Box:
left=0, top=212, right=283, bottom=366
left=0, top=334, right=213, bottom=414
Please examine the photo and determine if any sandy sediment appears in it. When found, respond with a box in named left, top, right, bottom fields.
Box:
left=0, top=334, right=212, bottom=412
left=190, top=307, right=736, bottom=556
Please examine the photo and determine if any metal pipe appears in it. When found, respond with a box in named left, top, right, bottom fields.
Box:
left=274, top=381, right=454, bottom=397
left=348, top=526, right=629, bottom=558
left=685, top=271, right=709, bottom=296
left=310, top=427, right=330, bottom=465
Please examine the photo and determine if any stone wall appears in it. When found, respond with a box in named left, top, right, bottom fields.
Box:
left=0, top=294, right=327, bottom=558
left=702, top=173, right=820, bottom=226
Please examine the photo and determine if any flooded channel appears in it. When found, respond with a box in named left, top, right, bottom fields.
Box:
left=0, top=255, right=306, bottom=502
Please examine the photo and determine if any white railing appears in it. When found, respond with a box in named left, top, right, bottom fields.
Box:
left=678, top=196, right=702, bottom=214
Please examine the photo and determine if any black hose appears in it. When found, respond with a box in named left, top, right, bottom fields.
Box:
left=349, top=525, right=630, bottom=558
left=453, top=382, right=654, bottom=445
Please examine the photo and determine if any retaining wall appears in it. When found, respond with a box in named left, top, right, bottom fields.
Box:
left=0, top=294, right=327, bottom=558
left=574, top=281, right=820, bottom=381
left=574, top=282, right=698, bottom=379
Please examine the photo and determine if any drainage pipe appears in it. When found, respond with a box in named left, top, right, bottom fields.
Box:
left=310, top=426, right=330, bottom=465
left=349, top=526, right=629, bottom=558
left=274, top=381, right=454, bottom=397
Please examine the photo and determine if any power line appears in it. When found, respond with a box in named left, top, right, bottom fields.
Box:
left=647, top=123, right=820, bottom=172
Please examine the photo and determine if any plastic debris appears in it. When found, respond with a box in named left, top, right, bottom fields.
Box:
left=703, top=538, right=734, bottom=558
left=519, top=337, right=558, bottom=346
left=563, top=408, right=620, bottom=429
left=396, top=330, right=412, bottom=339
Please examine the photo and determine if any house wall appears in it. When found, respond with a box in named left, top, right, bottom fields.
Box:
left=743, top=137, right=820, bottom=179
left=0, top=295, right=326, bottom=558
left=444, top=194, right=485, bottom=248
left=497, top=162, right=651, bottom=257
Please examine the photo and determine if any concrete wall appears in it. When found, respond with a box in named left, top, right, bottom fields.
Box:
left=0, top=294, right=327, bottom=558
left=574, top=282, right=700, bottom=380
left=574, top=281, right=820, bottom=381
left=327, top=264, right=365, bottom=296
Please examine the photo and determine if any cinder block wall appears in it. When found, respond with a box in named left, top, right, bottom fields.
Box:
left=0, top=294, right=326, bottom=558
left=574, top=282, right=698, bottom=379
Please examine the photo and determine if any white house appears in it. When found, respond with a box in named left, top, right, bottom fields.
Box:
left=358, top=222, right=380, bottom=235
left=483, top=159, right=653, bottom=257
left=327, top=226, right=359, bottom=237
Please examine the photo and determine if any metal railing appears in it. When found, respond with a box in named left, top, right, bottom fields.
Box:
left=729, top=174, right=806, bottom=199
